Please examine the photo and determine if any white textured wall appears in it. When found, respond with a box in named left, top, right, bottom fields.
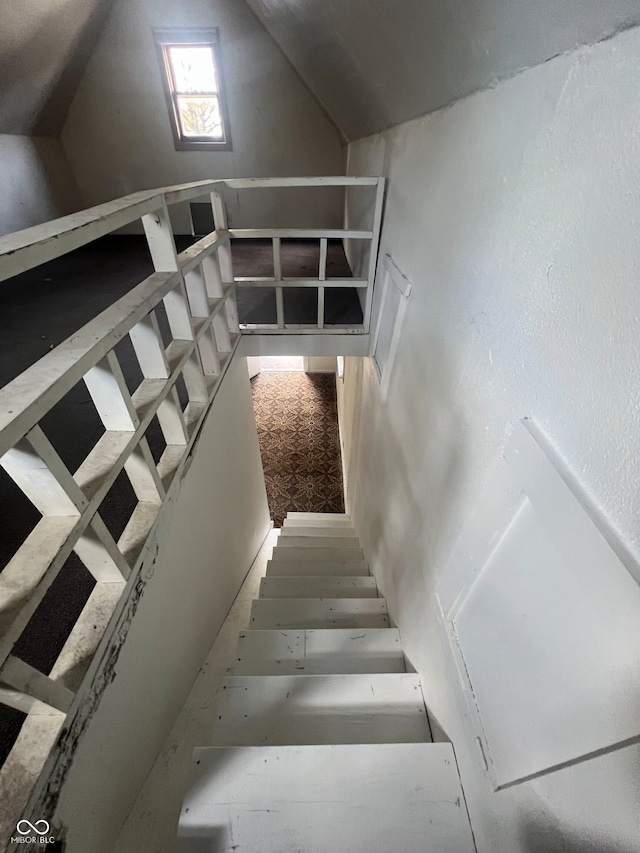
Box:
left=54, top=356, right=271, bottom=853
left=61, top=0, right=345, bottom=231
left=306, top=356, right=336, bottom=373
left=0, top=135, right=81, bottom=236
left=341, top=27, right=640, bottom=853
left=246, top=0, right=640, bottom=141
left=0, top=0, right=108, bottom=136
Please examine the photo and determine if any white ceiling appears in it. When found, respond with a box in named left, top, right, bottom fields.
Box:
left=245, top=0, right=640, bottom=141
left=2, top=0, right=638, bottom=140
left=0, top=0, right=112, bottom=135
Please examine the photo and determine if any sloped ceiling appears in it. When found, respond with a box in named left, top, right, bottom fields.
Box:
left=0, top=0, right=112, bottom=135
left=245, top=0, right=640, bottom=141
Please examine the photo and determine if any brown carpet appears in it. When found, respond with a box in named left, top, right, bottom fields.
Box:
left=251, top=372, right=345, bottom=527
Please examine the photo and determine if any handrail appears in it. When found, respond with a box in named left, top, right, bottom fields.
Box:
left=0, top=177, right=381, bottom=281
left=0, top=180, right=241, bottom=793
left=0, top=175, right=385, bottom=839
left=224, top=176, right=380, bottom=188
left=0, top=181, right=221, bottom=282
left=0, top=175, right=385, bottom=332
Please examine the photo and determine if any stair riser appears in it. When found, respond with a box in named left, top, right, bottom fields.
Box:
left=266, top=560, right=369, bottom=577
left=252, top=613, right=390, bottom=629
left=270, top=547, right=365, bottom=562
left=260, top=577, right=377, bottom=599
left=286, top=512, right=350, bottom=521
left=277, top=537, right=362, bottom=550
left=283, top=518, right=354, bottom=529
left=279, top=526, right=358, bottom=538
left=251, top=599, right=389, bottom=630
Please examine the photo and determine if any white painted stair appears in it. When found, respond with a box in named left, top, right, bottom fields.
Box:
left=251, top=596, right=390, bottom=628
left=178, top=513, right=475, bottom=852
left=234, top=628, right=406, bottom=674
left=259, top=575, right=378, bottom=598
left=210, top=673, right=430, bottom=745
left=266, top=557, right=369, bottom=576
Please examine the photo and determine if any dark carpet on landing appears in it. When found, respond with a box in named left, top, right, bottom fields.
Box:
left=232, top=238, right=363, bottom=326
left=251, top=371, right=345, bottom=527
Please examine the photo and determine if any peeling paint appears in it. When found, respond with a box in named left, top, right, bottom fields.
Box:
left=20, top=541, right=160, bottom=837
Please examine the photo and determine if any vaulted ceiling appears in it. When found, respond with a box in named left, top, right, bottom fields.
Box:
left=2, top=0, right=639, bottom=140
left=0, top=0, right=112, bottom=135
left=245, top=0, right=640, bottom=141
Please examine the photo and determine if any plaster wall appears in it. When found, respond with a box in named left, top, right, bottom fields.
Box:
left=0, top=0, right=109, bottom=135
left=306, top=356, right=336, bottom=373
left=60, top=0, right=345, bottom=232
left=340, top=27, right=640, bottom=853
left=0, top=135, right=81, bottom=236
left=54, top=355, right=271, bottom=853
left=246, top=0, right=640, bottom=141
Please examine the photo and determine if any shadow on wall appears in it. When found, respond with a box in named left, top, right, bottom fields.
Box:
left=353, top=327, right=468, bottom=624
left=0, top=0, right=106, bottom=135
left=518, top=817, right=638, bottom=853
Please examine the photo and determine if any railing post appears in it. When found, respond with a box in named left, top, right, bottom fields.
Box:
left=143, top=197, right=194, bottom=344
left=210, top=191, right=233, bottom=281
left=273, top=237, right=285, bottom=329
left=210, top=190, right=239, bottom=333
left=142, top=198, right=179, bottom=272
left=184, top=265, right=210, bottom=319
left=363, top=177, right=385, bottom=333
left=318, top=238, right=327, bottom=329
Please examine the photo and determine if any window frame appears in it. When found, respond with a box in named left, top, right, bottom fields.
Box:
left=154, top=28, right=232, bottom=152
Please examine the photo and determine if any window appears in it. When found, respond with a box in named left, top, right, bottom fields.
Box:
left=155, top=29, right=231, bottom=151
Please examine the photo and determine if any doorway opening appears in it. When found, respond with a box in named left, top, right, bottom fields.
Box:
left=248, top=356, right=345, bottom=526
left=259, top=356, right=305, bottom=372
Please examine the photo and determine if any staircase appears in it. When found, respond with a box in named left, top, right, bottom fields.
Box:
left=178, top=513, right=476, bottom=852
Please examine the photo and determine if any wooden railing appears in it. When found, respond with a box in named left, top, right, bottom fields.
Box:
left=0, top=180, right=241, bottom=841
left=0, top=175, right=384, bottom=840
left=224, top=176, right=384, bottom=333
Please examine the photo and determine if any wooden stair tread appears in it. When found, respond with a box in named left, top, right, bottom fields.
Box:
left=210, top=673, right=431, bottom=745
left=235, top=628, right=405, bottom=675
left=179, top=743, right=476, bottom=852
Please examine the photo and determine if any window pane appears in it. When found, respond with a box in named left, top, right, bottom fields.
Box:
left=168, top=46, right=218, bottom=93
left=177, top=96, right=223, bottom=139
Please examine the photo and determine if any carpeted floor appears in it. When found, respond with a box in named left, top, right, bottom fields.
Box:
left=233, top=239, right=363, bottom=326
left=251, top=372, right=345, bottom=527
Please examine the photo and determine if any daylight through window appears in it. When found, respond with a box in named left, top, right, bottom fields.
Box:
left=155, top=30, right=231, bottom=151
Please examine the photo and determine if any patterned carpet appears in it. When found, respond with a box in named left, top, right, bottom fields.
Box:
left=251, top=371, right=345, bottom=527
